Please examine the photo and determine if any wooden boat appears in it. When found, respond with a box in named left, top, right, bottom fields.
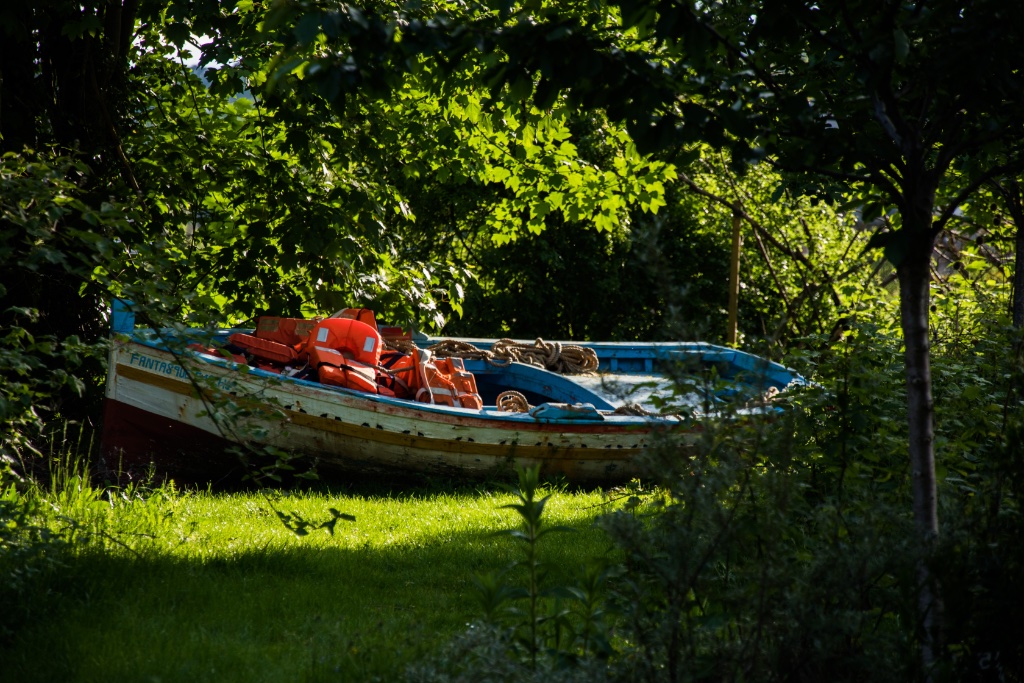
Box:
left=100, top=301, right=801, bottom=485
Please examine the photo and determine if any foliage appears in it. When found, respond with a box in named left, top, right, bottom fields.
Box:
left=270, top=0, right=1024, bottom=552
left=435, top=143, right=868, bottom=348
left=940, top=173, right=1023, bottom=326
left=1, top=0, right=886, bottom=471
left=4, top=278, right=1023, bottom=681
left=0, top=466, right=70, bottom=643
left=472, top=466, right=613, bottom=666
left=306, top=3, right=1023, bottom=667
left=407, top=296, right=1024, bottom=682
left=122, top=13, right=469, bottom=328
left=129, top=0, right=677, bottom=334
left=405, top=622, right=613, bottom=683
left=0, top=151, right=131, bottom=460
left=927, top=309, right=1024, bottom=679
left=1, top=422, right=161, bottom=643
left=3, top=3, right=1024, bottom=679
left=663, top=150, right=869, bottom=347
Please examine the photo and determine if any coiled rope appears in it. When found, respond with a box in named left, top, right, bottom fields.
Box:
left=426, top=339, right=499, bottom=363
left=496, top=390, right=531, bottom=413
left=611, top=403, right=658, bottom=416
left=490, top=338, right=599, bottom=374
left=382, top=337, right=599, bottom=375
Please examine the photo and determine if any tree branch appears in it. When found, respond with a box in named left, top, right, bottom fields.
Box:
left=677, top=170, right=817, bottom=272
left=932, top=159, right=1024, bottom=237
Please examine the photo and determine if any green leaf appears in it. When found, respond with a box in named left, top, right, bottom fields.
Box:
left=893, top=29, right=910, bottom=63
left=294, top=13, right=323, bottom=45
left=163, top=22, right=190, bottom=48
left=861, top=228, right=908, bottom=266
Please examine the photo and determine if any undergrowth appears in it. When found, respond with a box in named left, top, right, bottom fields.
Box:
left=4, top=313, right=1024, bottom=683
left=406, top=315, right=1024, bottom=683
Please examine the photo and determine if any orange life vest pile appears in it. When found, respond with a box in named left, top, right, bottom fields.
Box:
left=221, top=309, right=483, bottom=409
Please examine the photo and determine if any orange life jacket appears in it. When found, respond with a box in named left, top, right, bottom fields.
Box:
left=412, top=350, right=483, bottom=410
left=377, top=349, right=417, bottom=399
left=307, top=345, right=391, bottom=395
left=304, top=317, right=382, bottom=367
left=254, top=316, right=321, bottom=346
left=333, top=308, right=378, bottom=329
left=228, top=333, right=298, bottom=365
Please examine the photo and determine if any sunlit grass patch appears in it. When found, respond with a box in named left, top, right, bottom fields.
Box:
left=1, top=473, right=614, bottom=683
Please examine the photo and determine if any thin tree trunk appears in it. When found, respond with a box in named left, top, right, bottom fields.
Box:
left=986, top=178, right=1024, bottom=328
left=897, top=230, right=941, bottom=677
left=996, top=180, right=1024, bottom=329
left=1015, top=217, right=1024, bottom=329
left=727, top=208, right=742, bottom=345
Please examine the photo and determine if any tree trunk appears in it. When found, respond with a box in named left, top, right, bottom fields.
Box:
left=997, top=180, right=1024, bottom=329
left=726, top=208, right=742, bottom=345
left=1015, top=218, right=1024, bottom=330
left=896, top=220, right=942, bottom=677
left=985, top=178, right=1024, bottom=328
left=0, top=2, right=140, bottom=424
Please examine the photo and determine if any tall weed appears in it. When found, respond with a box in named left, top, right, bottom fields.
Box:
left=0, top=422, right=180, bottom=641
left=407, top=465, right=614, bottom=683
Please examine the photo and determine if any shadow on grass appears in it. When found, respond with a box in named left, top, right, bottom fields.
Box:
left=184, top=463, right=611, bottom=500
left=1, top=504, right=613, bottom=683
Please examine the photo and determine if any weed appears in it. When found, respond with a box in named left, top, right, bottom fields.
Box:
left=412, top=465, right=615, bottom=681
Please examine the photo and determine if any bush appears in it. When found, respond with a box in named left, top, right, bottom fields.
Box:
left=409, top=313, right=1024, bottom=683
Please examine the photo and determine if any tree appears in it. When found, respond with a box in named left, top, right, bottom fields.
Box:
left=1, top=1, right=144, bottom=452
left=695, top=18, right=1024, bottom=665
left=273, top=0, right=1024, bottom=672
left=0, top=0, right=679, bottom=459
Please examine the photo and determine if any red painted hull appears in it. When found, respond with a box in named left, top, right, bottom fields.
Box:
left=101, top=399, right=247, bottom=485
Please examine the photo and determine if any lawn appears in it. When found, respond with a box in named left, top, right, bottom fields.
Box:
left=1, top=474, right=617, bottom=683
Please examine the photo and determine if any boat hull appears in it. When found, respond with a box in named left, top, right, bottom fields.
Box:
left=102, top=338, right=683, bottom=485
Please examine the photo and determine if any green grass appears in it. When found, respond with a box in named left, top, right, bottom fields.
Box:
left=1, top=470, right=618, bottom=683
